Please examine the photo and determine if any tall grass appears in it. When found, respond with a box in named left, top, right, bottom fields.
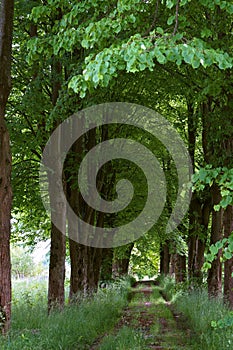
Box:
left=175, top=289, right=233, bottom=350
left=0, top=278, right=129, bottom=349
left=159, top=274, right=233, bottom=349
left=99, top=326, right=146, bottom=350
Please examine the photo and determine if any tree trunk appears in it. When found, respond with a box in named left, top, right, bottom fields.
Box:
left=47, top=58, right=66, bottom=312
left=160, top=241, right=170, bottom=275
left=169, top=254, right=175, bottom=276
left=47, top=131, right=66, bottom=312
left=188, top=196, right=210, bottom=282
left=175, top=254, right=186, bottom=283
left=47, top=164, right=66, bottom=312
left=0, top=0, right=14, bottom=334
left=48, top=222, right=66, bottom=312
left=223, top=205, right=233, bottom=308
left=84, top=246, right=102, bottom=294
left=207, top=184, right=223, bottom=297
left=100, top=248, right=114, bottom=281
left=113, top=243, right=134, bottom=277
left=0, top=120, right=12, bottom=334
left=193, top=238, right=206, bottom=280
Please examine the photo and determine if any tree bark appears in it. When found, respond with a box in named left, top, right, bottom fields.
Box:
left=223, top=205, right=233, bottom=308
left=47, top=129, right=66, bottom=312
left=100, top=248, right=114, bottom=281
left=0, top=0, right=14, bottom=334
left=47, top=59, right=66, bottom=312
left=160, top=241, right=170, bottom=275
left=66, top=123, right=85, bottom=300
left=113, top=243, right=134, bottom=277
left=48, top=222, right=66, bottom=312
left=188, top=195, right=210, bottom=282
left=207, top=184, right=223, bottom=297
left=175, top=253, right=186, bottom=283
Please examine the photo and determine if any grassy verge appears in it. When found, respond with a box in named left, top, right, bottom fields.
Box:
left=159, top=275, right=233, bottom=350
left=175, top=289, right=233, bottom=350
left=0, top=279, right=130, bottom=350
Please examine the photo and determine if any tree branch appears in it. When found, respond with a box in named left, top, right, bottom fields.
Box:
left=173, top=0, right=180, bottom=35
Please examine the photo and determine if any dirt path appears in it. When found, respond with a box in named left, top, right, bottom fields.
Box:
left=91, top=281, right=194, bottom=349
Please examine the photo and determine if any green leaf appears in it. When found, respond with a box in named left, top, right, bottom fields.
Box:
left=210, top=245, right=219, bottom=256
left=224, top=250, right=232, bottom=260
left=156, top=27, right=164, bottom=35
left=203, top=262, right=211, bottom=270
left=215, top=241, right=223, bottom=250
left=201, top=28, right=212, bottom=38
left=219, top=195, right=232, bottom=209
left=167, top=15, right=175, bottom=25
left=166, top=0, right=175, bottom=9
left=81, top=39, right=89, bottom=49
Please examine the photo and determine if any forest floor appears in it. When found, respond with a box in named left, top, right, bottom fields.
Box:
left=90, top=281, right=195, bottom=350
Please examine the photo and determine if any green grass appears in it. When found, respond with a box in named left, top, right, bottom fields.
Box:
left=4, top=278, right=233, bottom=350
left=98, top=284, right=195, bottom=350
left=0, top=279, right=129, bottom=349
left=159, top=275, right=233, bottom=349
left=99, top=326, right=146, bottom=350
left=175, top=289, right=233, bottom=350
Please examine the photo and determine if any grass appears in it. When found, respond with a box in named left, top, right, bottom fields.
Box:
left=99, top=326, right=146, bottom=350
left=98, top=284, right=195, bottom=350
left=175, top=289, right=233, bottom=350
left=160, top=275, right=233, bottom=350
left=0, top=279, right=129, bottom=350
left=4, top=277, right=233, bottom=350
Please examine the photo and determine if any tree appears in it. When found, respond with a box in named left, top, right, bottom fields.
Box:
left=0, top=0, right=14, bottom=334
left=12, top=0, right=233, bottom=307
left=11, top=245, right=35, bottom=279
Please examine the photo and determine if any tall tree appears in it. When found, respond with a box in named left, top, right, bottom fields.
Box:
left=0, top=0, right=14, bottom=334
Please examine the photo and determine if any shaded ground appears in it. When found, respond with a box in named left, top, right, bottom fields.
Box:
left=90, top=281, right=195, bottom=350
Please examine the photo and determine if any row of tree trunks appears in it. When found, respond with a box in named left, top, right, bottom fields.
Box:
left=67, top=121, right=107, bottom=300
left=0, top=0, right=14, bottom=334
left=160, top=246, right=186, bottom=283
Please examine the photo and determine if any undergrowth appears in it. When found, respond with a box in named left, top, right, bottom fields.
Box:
left=0, top=278, right=130, bottom=350
left=160, top=275, right=233, bottom=350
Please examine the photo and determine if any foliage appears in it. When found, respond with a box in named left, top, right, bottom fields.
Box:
left=192, top=166, right=233, bottom=210
left=11, top=245, right=36, bottom=279
left=211, top=312, right=233, bottom=330
left=130, top=240, right=160, bottom=279
left=203, top=233, right=233, bottom=271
